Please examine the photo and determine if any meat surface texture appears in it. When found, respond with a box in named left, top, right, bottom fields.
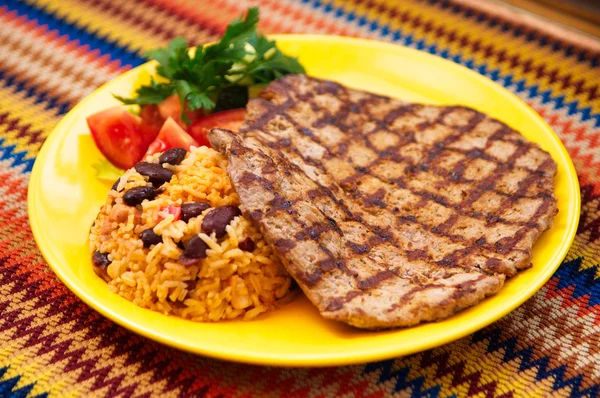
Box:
left=208, top=74, right=558, bottom=329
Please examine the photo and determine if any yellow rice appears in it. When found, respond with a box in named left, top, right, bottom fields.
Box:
left=89, top=146, right=292, bottom=321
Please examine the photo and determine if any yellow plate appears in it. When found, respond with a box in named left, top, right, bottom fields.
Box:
left=28, top=35, right=580, bottom=366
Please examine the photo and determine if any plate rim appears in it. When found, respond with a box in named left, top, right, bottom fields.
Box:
left=27, top=34, right=581, bottom=366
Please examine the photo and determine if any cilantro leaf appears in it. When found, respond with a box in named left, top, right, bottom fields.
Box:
left=113, top=79, right=174, bottom=105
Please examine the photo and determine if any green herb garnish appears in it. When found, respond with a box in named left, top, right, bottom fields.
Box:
left=114, top=7, right=304, bottom=123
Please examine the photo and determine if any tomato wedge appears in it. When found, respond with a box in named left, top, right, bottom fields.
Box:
left=158, top=95, right=204, bottom=128
left=146, top=117, right=199, bottom=155
left=87, top=106, right=146, bottom=170
left=140, top=104, right=163, bottom=126
left=188, top=108, right=246, bottom=147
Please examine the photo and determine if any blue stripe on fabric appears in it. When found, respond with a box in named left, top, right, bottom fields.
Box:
left=300, top=0, right=600, bottom=127
left=364, top=361, right=441, bottom=397
left=3, top=0, right=146, bottom=68
left=0, top=366, right=37, bottom=398
left=0, top=139, right=35, bottom=173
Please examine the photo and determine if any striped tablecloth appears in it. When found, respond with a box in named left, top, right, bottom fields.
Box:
left=1, top=0, right=599, bottom=396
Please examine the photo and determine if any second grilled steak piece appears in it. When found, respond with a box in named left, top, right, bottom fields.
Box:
left=208, top=75, right=558, bottom=329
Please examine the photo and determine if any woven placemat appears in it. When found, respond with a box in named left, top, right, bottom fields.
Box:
left=1, top=0, right=599, bottom=396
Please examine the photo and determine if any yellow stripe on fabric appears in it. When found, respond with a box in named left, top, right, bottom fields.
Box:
left=21, top=0, right=166, bottom=56
left=327, top=0, right=600, bottom=112
left=0, top=83, right=61, bottom=159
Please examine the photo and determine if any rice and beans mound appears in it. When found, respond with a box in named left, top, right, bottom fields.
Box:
left=89, top=146, right=292, bottom=321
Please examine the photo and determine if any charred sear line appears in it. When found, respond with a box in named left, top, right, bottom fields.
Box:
left=359, top=270, right=397, bottom=290
left=325, top=290, right=363, bottom=312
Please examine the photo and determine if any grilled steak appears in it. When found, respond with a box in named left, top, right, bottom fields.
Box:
left=208, top=75, right=558, bottom=329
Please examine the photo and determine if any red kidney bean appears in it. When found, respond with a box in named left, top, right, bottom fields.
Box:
left=180, top=236, right=209, bottom=265
left=112, top=177, right=122, bottom=192
left=92, top=251, right=111, bottom=269
left=201, top=206, right=242, bottom=239
left=238, top=237, right=255, bottom=252
left=181, top=202, right=211, bottom=223
left=134, top=162, right=174, bottom=187
left=140, top=229, right=162, bottom=248
left=159, top=148, right=187, bottom=165
left=123, top=186, right=156, bottom=206
left=91, top=251, right=111, bottom=283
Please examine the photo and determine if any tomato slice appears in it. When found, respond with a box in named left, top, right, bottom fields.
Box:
left=146, top=117, right=199, bottom=155
left=140, top=104, right=163, bottom=126
left=138, top=105, right=162, bottom=149
left=87, top=106, right=146, bottom=170
left=188, top=108, right=246, bottom=147
left=157, top=95, right=204, bottom=128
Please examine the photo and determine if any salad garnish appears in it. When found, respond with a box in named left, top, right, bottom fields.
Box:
left=88, top=7, right=305, bottom=174
left=114, top=7, right=304, bottom=123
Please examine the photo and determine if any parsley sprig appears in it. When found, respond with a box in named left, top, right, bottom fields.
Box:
left=114, top=7, right=304, bottom=123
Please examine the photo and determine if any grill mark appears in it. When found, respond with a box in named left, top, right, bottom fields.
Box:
left=485, top=258, right=503, bottom=271
left=382, top=104, right=421, bottom=125
left=237, top=170, right=274, bottom=191
left=434, top=214, right=460, bottom=235
left=537, top=158, right=557, bottom=175
left=251, top=93, right=550, bottom=205
left=295, top=220, right=343, bottom=241
left=447, top=157, right=469, bottom=182
left=240, top=145, right=367, bottom=287
left=495, top=226, right=532, bottom=253
left=506, top=144, right=530, bottom=164
left=359, top=269, right=397, bottom=290
left=387, top=273, right=491, bottom=313
left=492, top=172, right=544, bottom=222
left=406, top=249, right=429, bottom=261
left=299, top=268, right=323, bottom=288
left=445, top=146, right=551, bottom=177
left=274, top=239, right=296, bottom=253
left=249, top=87, right=551, bottom=182
left=363, top=188, right=387, bottom=208
left=347, top=241, right=370, bottom=254
left=325, top=290, right=363, bottom=312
